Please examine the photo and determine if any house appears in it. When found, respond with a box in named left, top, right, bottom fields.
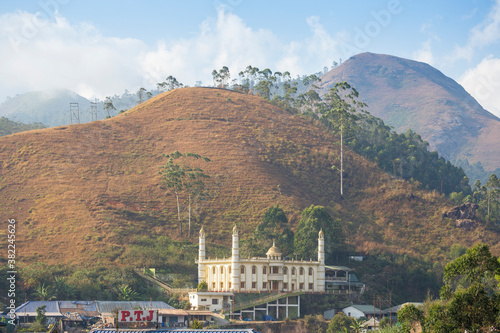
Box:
left=15, top=301, right=63, bottom=325
left=361, top=317, right=379, bottom=331
left=95, top=301, right=174, bottom=325
left=89, top=329, right=257, bottom=333
left=59, top=301, right=99, bottom=328
left=381, top=302, right=423, bottom=322
left=342, top=305, right=381, bottom=319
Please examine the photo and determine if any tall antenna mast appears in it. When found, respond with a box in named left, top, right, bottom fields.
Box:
left=70, top=102, right=80, bottom=124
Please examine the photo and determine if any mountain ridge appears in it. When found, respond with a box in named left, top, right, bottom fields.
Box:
left=318, top=52, right=500, bottom=175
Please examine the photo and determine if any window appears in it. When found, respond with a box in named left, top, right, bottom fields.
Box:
left=229, top=266, right=231, bottom=274
left=212, top=267, right=216, bottom=274
left=201, top=299, right=207, bottom=302
left=299, top=283, right=304, bottom=290
left=252, top=282, right=257, bottom=289
left=220, top=282, right=224, bottom=289
left=283, top=283, right=288, bottom=290
left=212, top=282, right=215, bottom=289
left=283, top=267, right=288, bottom=274
left=300, top=267, right=304, bottom=275
left=240, top=282, right=245, bottom=289
left=212, top=299, right=218, bottom=305
left=272, top=266, right=279, bottom=274
left=228, top=282, right=231, bottom=289
left=240, top=266, right=245, bottom=274
left=309, top=283, right=313, bottom=290
left=263, top=282, right=267, bottom=289
left=252, top=266, right=256, bottom=274
left=263, top=267, right=267, bottom=274
left=292, top=267, right=296, bottom=275
left=221, top=266, right=224, bottom=274
left=309, top=268, right=313, bottom=276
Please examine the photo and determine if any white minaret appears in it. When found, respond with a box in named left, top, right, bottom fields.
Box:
left=230, top=224, right=240, bottom=292
left=317, top=229, right=325, bottom=292
left=198, top=227, right=206, bottom=284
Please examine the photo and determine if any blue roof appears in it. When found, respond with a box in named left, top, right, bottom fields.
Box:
left=89, top=328, right=258, bottom=333
left=15, top=301, right=62, bottom=316
left=59, top=301, right=97, bottom=312
left=96, top=301, right=174, bottom=314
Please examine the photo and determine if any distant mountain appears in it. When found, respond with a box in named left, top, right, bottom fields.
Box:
left=318, top=52, right=500, bottom=181
left=0, top=89, right=94, bottom=127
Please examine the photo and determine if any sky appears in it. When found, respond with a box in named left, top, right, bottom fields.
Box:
left=1, top=0, right=500, bottom=118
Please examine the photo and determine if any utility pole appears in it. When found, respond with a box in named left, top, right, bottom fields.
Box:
left=340, top=114, right=344, bottom=197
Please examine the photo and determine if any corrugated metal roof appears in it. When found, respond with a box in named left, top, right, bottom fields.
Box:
left=381, top=302, right=424, bottom=314
left=345, top=304, right=381, bottom=314
left=96, top=301, right=175, bottom=315
left=89, top=328, right=257, bottom=333
left=59, top=301, right=98, bottom=312
left=15, top=301, right=62, bottom=317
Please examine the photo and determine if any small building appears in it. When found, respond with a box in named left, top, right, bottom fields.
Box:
left=361, top=317, right=379, bottom=331
left=15, top=301, right=63, bottom=325
left=95, top=301, right=174, bottom=325
left=381, top=302, right=423, bottom=322
left=59, top=301, right=99, bottom=328
left=342, top=305, right=381, bottom=319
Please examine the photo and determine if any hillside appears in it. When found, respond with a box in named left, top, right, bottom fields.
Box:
left=318, top=52, right=500, bottom=177
left=1, top=87, right=499, bottom=300
left=0, top=89, right=93, bottom=127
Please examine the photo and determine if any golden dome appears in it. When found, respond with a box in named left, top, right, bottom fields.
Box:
left=266, top=240, right=282, bottom=256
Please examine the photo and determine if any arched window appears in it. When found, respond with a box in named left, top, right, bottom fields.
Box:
left=292, top=267, right=296, bottom=275
left=220, top=266, right=224, bottom=275
left=212, top=266, right=216, bottom=275
left=309, top=268, right=313, bottom=276
left=252, top=266, right=256, bottom=274
left=263, top=267, right=267, bottom=275
left=300, top=267, right=304, bottom=275
left=283, top=267, right=288, bottom=274
left=240, top=265, right=245, bottom=274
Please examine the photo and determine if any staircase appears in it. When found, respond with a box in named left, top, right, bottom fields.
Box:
left=230, top=291, right=304, bottom=313
left=134, top=268, right=196, bottom=294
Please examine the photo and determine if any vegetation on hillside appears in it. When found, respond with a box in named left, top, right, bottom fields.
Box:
left=449, top=173, right=500, bottom=229
left=209, top=64, right=471, bottom=195
left=0, top=116, right=46, bottom=136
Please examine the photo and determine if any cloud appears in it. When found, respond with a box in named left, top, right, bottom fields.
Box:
left=0, top=8, right=348, bottom=102
left=412, top=40, right=435, bottom=65
left=0, top=11, right=146, bottom=100
left=453, top=0, right=500, bottom=61
left=460, top=55, right=500, bottom=119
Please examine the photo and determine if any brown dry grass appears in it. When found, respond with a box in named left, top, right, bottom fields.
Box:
left=0, top=87, right=498, bottom=268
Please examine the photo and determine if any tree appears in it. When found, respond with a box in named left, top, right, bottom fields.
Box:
left=397, top=304, right=424, bottom=333
left=319, top=82, right=367, bottom=196
left=159, top=151, right=211, bottom=236
left=294, top=205, right=344, bottom=261
left=116, top=284, right=139, bottom=301
left=190, top=319, right=204, bottom=329
left=241, top=205, right=294, bottom=257
left=35, top=305, right=47, bottom=326
left=197, top=281, right=208, bottom=292
left=103, top=96, right=116, bottom=118
left=137, top=87, right=147, bottom=104
left=425, top=243, right=500, bottom=333
left=34, top=283, right=55, bottom=301
left=326, top=312, right=356, bottom=333
left=158, top=75, right=183, bottom=92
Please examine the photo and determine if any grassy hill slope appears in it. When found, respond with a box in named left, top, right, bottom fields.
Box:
left=0, top=87, right=498, bottom=281
left=319, top=52, right=500, bottom=174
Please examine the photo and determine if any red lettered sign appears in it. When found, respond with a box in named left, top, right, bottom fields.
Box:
left=118, top=310, right=157, bottom=322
